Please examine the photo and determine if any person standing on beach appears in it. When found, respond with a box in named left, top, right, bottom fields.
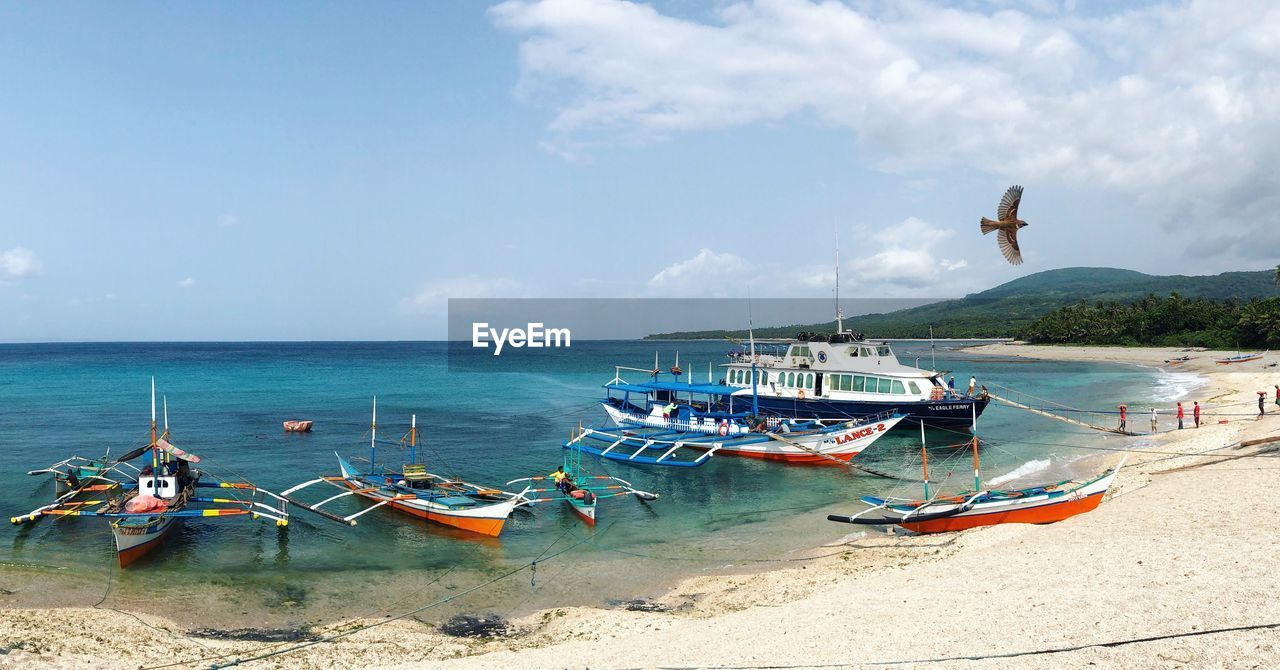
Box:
left=1274, top=385, right=1279, bottom=408
left=1118, top=405, right=1127, bottom=431
left=1260, top=392, right=1267, bottom=418
left=1176, top=402, right=1184, bottom=429
left=1193, top=401, right=1201, bottom=428
left=1150, top=407, right=1158, bottom=432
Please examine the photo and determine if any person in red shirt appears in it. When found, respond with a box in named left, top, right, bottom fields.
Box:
left=1176, top=401, right=1185, bottom=429
left=1118, top=404, right=1127, bottom=431
left=1193, top=401, right=1201, bottom=428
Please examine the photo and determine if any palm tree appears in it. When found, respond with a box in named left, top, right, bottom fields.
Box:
left=1274, top=263, right=1280, bottom=287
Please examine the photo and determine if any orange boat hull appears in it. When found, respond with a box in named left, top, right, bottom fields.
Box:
left=900, top=490, right=1106, bottom=534
left=342, top=482, right=507, bottom=537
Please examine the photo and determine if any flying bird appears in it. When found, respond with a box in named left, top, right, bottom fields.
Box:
left=980, top=185, right=1028, bottom=265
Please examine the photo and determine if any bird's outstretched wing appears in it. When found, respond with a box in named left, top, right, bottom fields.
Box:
left=997, top=228, right=1023, bottom=265
left=997, top=185, right=1023, bottom=221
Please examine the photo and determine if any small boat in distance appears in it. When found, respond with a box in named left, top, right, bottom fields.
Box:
left=1214, top=352, right=1264, bottom=365
left=283, top=420, right=314, bottom=432
left=1164, top=355, right=1193, bottom=365
left=283, top=402, right=534, bottom=537
left=827, top=431, right=1123, bottom=534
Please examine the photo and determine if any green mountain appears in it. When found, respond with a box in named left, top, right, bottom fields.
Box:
left=645, top=267, right=1279, bottom=340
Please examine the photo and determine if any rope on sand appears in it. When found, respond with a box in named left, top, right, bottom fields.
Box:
left=644, top=621, right=1280, bottom=669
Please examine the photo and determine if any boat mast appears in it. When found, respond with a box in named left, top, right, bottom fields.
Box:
left=971, top=404, right=981, bottom=491
left=748, top=295, right=759, bottom=416
left=150, top=377, right=159, bottom=494
left=162, top=395, right=170, bottom=465
left=409, top=413, right=416, bottom=464
left=370, top=396, right=377, bottom=470
left=971, top=435, right=981, bottom=492
left=930, top=325, right=936, bottom=372
left=920, top=421, right=930, bottom=500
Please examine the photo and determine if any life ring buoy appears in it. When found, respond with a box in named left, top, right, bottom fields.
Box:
left=797, top=390, right=806, bottom=400
left=717, top=422, right=729, bottom=436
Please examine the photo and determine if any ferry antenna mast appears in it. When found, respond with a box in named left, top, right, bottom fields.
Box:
left=835, top=226, right=844, bottom=335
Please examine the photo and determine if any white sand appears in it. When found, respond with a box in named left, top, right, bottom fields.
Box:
left=4, top=345, right=1280, bottom=670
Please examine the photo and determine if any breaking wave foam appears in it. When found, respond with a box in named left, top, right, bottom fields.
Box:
left=987, top=459, right=1051, bottom=487
left=1151, top=372, right=1207, bottom=402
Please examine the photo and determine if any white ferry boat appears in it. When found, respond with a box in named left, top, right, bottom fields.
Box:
left=717, top=331, right=988, bottom=428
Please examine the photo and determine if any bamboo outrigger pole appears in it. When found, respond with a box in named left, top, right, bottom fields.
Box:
left=370, top=396, right=377, bottom=468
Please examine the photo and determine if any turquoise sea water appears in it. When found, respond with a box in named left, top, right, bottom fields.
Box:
left=0, top=341, right=1168, bottom=628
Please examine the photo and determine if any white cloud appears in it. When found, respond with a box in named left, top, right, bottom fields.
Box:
left=399, top=275, right=527, bottom=314
left=491, top=0, right=1280, bottom=259
left=177, top=277, right=195, bottom=288
left=219, top=214, right=240, bottom=226
left=0, top=247, right=43, bottom=280
left=647, top=248, right=751, bottom=296
left=849, top=217, right=969, bottom=290
left=642, top=223, right=970, bottom=298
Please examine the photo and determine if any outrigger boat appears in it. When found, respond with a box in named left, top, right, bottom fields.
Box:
left=22, top=453, right=139, bottom=522
left=283, top=400, right=534, bottom=537
left=577, top=412, right=902, bottom=467
left=595, top=343, right=903, bottom=466
left=1214, top=352, right=1264, bottom=365
left=508, top=427, right=658, bottom=525
left=827, top=424, right=1122, bottom=533
left=11, top=380, right=290, bottom=567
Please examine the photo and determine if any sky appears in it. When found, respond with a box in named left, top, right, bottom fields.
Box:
left=0, top=0, right=1277, bottom=341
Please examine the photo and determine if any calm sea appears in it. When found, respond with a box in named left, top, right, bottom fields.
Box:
left=0, top=340, right=1173, bottom=628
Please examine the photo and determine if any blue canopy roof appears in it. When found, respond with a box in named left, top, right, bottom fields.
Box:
left=605, top=380, right=738, bottom=395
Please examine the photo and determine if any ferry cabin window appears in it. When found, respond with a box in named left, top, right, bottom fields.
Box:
left=878, top=346, right=891, bottom=357
left=761, top=371, right=769, bottom=384
left=852, top=375, right=865, bottom=392
left=787, top=372, right=795, bottom=387
left=806, top=373, right=814, bottom=388
left=892, top=380, right=906, bottom=394
left=861, top=347, right=874, bottom=357
left=877, top=378, right=892, bottom=394
left=908, top=381, right=921, bottom=394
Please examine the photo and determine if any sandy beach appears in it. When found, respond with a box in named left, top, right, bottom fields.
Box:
left=4, top=345, right=1280, bottom=669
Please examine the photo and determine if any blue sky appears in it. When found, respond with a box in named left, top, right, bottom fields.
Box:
left=1, top=1, right=1276, bottom=341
